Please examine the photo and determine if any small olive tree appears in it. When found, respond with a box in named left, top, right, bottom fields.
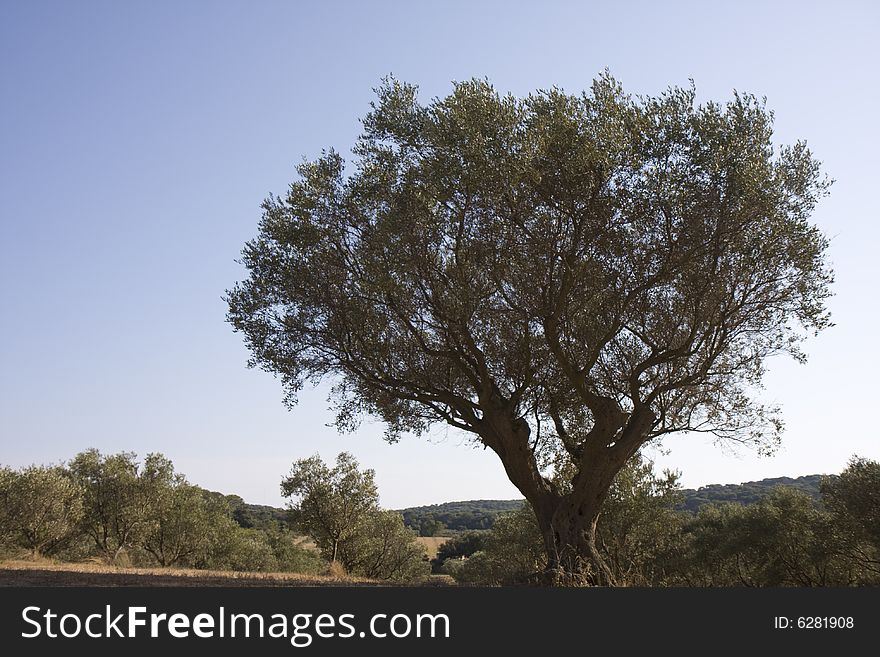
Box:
left=281, top=452, right=427, bottom=580
left=139, top=454, right=225, bottom=567
left=69, top=449, right=149, bottom=561
left=281, top=452, right=379, bottom=566
left=0, top=465, right=83, bottom=557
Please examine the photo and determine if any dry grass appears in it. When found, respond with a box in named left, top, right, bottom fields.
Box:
left=325, top=560, right=348, bottom=578
left=0, top=558, right=378, bottom=587
left=415, top=536, right=449, bottom=560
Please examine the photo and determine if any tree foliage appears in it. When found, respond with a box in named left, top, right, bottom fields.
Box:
left=821, top=457, right=880, bottom=579
left=678, top=474, right=822, bottom=512
left=68, top=449, right=151, bottom=562
left=0, top=450, right=332, bottom=577
left=595, top=454, right=683, bottom=585
left=0, top=465, right=83, bottom=557
left=668, top=487, right=858, bottom=586
left=139, top=454, right=222, bottom=567
left=439, top=457, right=880, bottom=587
left=401, top=500, right=521, bottom=532
left=822, top=457, right=880, bottom=546
left=433, top=530, right=488, bottom=573
left=281, top=452, right=379, bottom=564
left=281, top=452, right=428, bottom=581
left=2, top=450, right=878, bottom=587
left=227, top=73, right=833, bottom=583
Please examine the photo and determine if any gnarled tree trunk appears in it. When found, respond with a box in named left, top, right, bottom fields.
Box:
left=482, top=400, right=653, bottom=586
left=534, top=492, right=614, bottom=586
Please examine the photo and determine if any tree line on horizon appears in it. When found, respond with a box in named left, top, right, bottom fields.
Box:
left=398, top=475, right=826, bottom=534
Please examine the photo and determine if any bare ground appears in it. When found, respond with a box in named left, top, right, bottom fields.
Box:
left=0, top=560, right=378, bottom=587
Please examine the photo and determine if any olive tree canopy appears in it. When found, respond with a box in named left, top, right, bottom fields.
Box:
left=227, top=74, right=832, bottom=584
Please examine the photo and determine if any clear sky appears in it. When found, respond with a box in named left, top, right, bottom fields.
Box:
left=1, top=0, right=878, bottom=509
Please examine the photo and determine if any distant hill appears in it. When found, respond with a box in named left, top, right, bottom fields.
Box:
left=397, top=474, right=828, bottom=533
left=399, top=499, right=523, bottom=533
left=677, top=474, right=824, bottom=513
left=210, top=474, right=828, bottom=534
left=203, top=491, right=289, bottom=530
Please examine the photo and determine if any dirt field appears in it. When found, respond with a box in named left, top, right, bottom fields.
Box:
left=0, top=560, right=376, bottom=587
left=0, top=559, right=457, bottom=587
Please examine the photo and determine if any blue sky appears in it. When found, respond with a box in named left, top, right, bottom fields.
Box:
left=1, top=0, right=877, bottom=508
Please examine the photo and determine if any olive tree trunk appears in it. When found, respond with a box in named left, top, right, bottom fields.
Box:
left=534, top=492, right=615, bottom=586
left=482, top=403, right=651, bottom=586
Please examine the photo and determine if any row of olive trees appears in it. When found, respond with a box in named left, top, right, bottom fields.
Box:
left=0, top=449, right=324, bottom=574
left=1, top=449, right=430, bottom=582
left=437, top=456, right=880, bottom=586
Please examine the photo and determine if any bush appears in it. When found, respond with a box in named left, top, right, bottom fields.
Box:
left=449, top=506, right=545, bottom=585
left=206, top=525, right=279, bottom=572
left=340, top=510, right=431, bottom=582
left=598, top=457, right=685, bottom=585
left=263, top=528, right=326, bottom=575
left=282, top=452, right=429, bottom=582
left=438, top=557, right=464, bottom=578
left=454, top=551, right=498, bottom=584
left=668, top=487, right=853, bottom=586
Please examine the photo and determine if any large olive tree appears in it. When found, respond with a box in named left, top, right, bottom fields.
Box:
left=227, top=74, right=832, bottom=584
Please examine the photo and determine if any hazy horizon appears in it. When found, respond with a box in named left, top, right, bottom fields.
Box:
left=2, top=1, right=878, bottom=509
